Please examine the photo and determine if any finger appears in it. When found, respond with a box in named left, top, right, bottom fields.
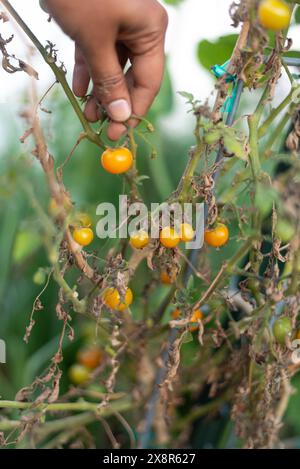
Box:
left=84, top=96, right=99, bottom=122
left=129, top=47, right=165, bottom=124
left=73, top=45, right=90, bottom=97
left=79, top=36, right=132, bottom=123
left=84, top=46, right=130, bottom=125
left=107, top=69, right=133, bottom=140
left=107, top=122, right=127, bottom=141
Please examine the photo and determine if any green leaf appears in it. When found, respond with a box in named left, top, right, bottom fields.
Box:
left=178, top=91, right=195, bottom=103
left=223, top=131, right=248, bottom=161
left=13, top=229, right=42, bottom=263
left=295, top=5, right=300, bottom=23
left=186, top=274, right=194, bottom=292
left=197, top=35, right=238, bottom=73
left=204, top=129, right=222, bottom=145
left=182, top=331, right=193, bottom=344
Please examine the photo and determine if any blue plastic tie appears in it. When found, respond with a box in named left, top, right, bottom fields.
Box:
left=211, top=59, right=237, bottom=114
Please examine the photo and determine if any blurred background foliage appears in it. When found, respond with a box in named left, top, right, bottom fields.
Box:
left=1, top=0, right=300, bottom=449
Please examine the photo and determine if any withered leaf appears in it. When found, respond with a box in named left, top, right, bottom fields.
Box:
left=18, top=60, right=39, bottom=80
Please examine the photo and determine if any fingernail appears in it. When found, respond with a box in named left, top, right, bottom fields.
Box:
left=107, top=99, right=131, bottom=122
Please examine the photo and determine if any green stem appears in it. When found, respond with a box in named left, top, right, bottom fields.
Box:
left=262, top=112, right=290, bottom=155
left=53, top=264, right=87, bottom=314
left=258, top=87, right=298, bottom=139
left=0, top=398, right=131, bottom=413
left=248, top=114, right=261, bottom=181
left=175, top=142, right=204, bottom=203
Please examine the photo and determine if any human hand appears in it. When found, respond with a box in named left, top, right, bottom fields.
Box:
left=45, top=0, right=168, bottom=140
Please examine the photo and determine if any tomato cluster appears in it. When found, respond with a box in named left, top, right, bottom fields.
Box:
left=103, top=287, right=133, bottom=312
left=159, top=223, right=195, bottom=249
left=171, top=308, right=204, bottom=332
left=68, top=345, right=103, bottom=385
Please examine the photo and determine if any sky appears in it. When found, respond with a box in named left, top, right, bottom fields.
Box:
left=0, top=0, right=299, bottom=135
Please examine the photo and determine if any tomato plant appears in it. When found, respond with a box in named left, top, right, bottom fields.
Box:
left=1, top=0, right=300, bottom=452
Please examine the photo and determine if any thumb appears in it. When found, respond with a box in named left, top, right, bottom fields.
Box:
left=83, top=41, right=131, bottom=123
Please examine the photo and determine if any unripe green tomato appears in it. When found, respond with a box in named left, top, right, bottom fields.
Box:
left=33, top=269, right=46, bottom=286
left=68, top=364, right=90, bottom=385
left=273, top=317, right=292, bottom=345
left=275, top=219, right=296, bottom=243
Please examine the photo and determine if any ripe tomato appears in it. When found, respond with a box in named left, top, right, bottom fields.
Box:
left=104, top=287, right=133, bottom=311
left=160, top=271, right=176, bottom=285
left=101, top=147, right=133, bottom=174
left=180, top=223, right=195, bottom=242
left=72, top=227, right=94, bottom=246
left=189, top=309, right=204, bottom=332
left=68, top=364, right=90, bottom=385
left=258, top=0, right=291, bottom=31
left=171, top=309, right=181, bottom=320
left=204, top=223, right=229, bottom=248
left=130, top=230, right=149, bottom=249
left=77, top=346, right=103, bottom=370
left=160, top=227, right=180, bottom=249
left=273, top=316, right=292, bottom=345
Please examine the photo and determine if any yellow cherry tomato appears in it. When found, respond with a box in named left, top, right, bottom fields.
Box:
left=77, top=346, right=103, bottom=370
left=68, top=364, right=90, bottom=385
left=160, top=227, right=180, bottom=249
left=72, top=227, right=94, bottom=246
left=130, top=230, right=149, bottom=249
left=180, top=223, right=195, bottom=242
left=204, top=223, right=229, bottom=248
left=160, top=271, right=176, bottom=285
left=104, top=287, right=133, bottom=311
left=258, top=0, right=291, bottom=31
left=101, top=147, right=133, bottom=174
left=189, top=309, right=204, bottom=332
